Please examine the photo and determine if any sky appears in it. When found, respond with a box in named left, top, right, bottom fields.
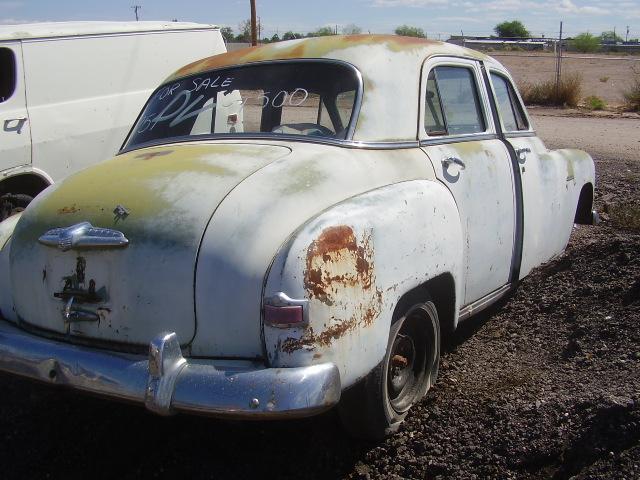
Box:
left=1, top=0, right=639, bottom=40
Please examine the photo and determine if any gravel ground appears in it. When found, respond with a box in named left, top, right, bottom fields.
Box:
left=0, top=113, right=638, bottom=479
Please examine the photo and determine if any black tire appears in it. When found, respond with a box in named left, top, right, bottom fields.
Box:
left=338, top=302, right=440, bottom=440
left=0, top=193, right=33, bottom=222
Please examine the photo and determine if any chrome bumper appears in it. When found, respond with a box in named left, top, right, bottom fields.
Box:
left=0, top=320, right=341, bottom=418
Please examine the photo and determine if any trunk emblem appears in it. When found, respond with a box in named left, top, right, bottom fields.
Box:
left=38, top=222, right=129, bottom=251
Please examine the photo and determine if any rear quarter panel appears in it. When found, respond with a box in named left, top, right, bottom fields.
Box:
left=263, top=180, right=464, bottom=388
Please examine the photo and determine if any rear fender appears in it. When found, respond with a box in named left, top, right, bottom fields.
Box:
left=0, top=213, right=22, bottom=322
left=263, top=180, right=463, bottom=389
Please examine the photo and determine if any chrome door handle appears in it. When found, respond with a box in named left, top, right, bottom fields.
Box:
left=515, top=147, right=531, bottom=162
left=4, top=118, right=27, bottom=134
left=442, top=157, right=466, bottom=169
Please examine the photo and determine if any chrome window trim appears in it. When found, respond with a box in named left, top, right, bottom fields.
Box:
left=419, top=133, right=498, bottom=147
left=119, top=134, right=420, bottom=155
left=120, top=58, right=364, bottom=152
left=418, top=56, right=496, bottom=142
left=504, top=131, right=537, bottom=139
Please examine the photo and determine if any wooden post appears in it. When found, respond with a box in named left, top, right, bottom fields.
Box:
left=250, top=0, right=257, bottom=46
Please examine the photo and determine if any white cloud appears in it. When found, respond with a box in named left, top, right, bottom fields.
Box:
left=556, top=0, right=608, bottom=15
left=373, top=0, right=448, bottom=6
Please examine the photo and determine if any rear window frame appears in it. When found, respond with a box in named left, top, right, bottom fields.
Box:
left=120, top=58, right=364, bottom=154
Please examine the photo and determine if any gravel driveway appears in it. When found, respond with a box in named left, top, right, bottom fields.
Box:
left=1, top=111, right=638, bottom=480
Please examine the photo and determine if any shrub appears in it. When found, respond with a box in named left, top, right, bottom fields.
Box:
left=519, top=73, right=582, bottom=107
left=571, top=33, right=600, bottom=53
left=623, top=67, right=640, bottom=111
left=599, top=76, right=610, bottom=83
left=394, top=25, right=426, bottom=38
left=584, top=95, right=606, bottom=110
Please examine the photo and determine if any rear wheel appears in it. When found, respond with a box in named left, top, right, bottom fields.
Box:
left=0, top=193, right=32, bottom=222
left=338, top=302, right=440, bottom=440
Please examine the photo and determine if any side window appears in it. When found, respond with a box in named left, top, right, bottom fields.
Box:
left=0, top=48, right=17, bottom=103
left=490, top=73, right=528, bottom=131
left=424, top=65, right=486, bottom=136
left=424, top=70, right=446, bottom=135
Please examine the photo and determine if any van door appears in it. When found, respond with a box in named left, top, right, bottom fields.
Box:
left=0, top=43, right=31, bottom=172
left=419, top=58, right=517, bottom=306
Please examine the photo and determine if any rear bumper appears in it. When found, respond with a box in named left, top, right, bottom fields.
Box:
left=0, top=319, right=341, bottom=418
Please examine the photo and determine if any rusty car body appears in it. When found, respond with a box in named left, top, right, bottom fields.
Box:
left=0, top=35, right=596, bottom=439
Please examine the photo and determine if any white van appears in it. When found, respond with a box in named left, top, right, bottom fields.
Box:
left=0, top=21, right=226, bottom=220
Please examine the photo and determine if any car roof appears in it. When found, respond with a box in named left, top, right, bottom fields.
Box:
left=0, top=21, right=219, bottom=42
left=167, top=34, right=488, bottom=82
left=163, top=35, right=496, bottom=143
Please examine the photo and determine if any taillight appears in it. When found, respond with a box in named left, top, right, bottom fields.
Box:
left=264, top=305, right=303, bottom=327
left=263, top=292, right=308, bottom=328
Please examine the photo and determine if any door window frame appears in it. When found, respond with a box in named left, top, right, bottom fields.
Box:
left=486, top=67, right=535, bottom=138
left=418, top=56, right=496, bottom=144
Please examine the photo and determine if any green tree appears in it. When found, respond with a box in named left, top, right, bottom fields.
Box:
left=494, top=20, right=529, bottom=38
left=283, top=31, right=303, bottom=40
left=600, top=30, right=623, bottom=43
left=571, top=32, right=600, bottom=53
left=270, top=33, right=280, bottom=43
left=342, top=23, right=362, bottom=35
left=307, top=26, right=336, bottom=37
left=235, top=19, right=251, bottom=42
left=220, top=26, right=234, bottom=43
left=394, top=25, right=425, bottom=38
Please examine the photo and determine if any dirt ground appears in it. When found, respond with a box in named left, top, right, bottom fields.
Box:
left=0, top=111, right=638, bottom=479
left=493, top=52, right=640, bottom=107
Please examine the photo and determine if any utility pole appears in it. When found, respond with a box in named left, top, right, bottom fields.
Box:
left=250, top=0, right=257, bottom=46
left=555, top=21, right=563, bottom=103
left=132, top=5, right=141, bottom=21
left=626, top=26, right=630, bottom=42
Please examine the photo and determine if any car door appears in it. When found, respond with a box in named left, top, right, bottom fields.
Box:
left=485, top=69, right=561, bottom=278
left=419, top=58, right=517, bottom=306
left=0, top=42, right=31, bottom=173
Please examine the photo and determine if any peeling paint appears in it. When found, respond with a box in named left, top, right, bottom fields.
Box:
left=282, top=225, right=383, bottom=352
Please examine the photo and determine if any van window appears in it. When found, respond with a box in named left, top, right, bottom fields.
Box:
left=0, top=48, right=17, bottom=103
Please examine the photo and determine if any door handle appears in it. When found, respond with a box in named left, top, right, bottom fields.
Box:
left=4, top=118, right=27, bottom=134
left=441, top=157, right=466, bottom=170
left=515, top=147, right=531, bottom=163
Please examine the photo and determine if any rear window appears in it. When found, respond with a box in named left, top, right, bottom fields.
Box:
left=125, top=61, right=360, bottom=149
left=0, top=48, right=17, bottom=103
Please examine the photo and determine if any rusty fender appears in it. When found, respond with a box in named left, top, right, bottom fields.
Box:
left=263, top=180, right=464, bottom=389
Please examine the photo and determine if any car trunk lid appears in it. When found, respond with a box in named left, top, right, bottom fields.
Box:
left=9, top=143, right=290, bottom=348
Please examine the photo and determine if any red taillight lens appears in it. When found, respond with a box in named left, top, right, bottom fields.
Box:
left=264, top=304, right=304, bottom=327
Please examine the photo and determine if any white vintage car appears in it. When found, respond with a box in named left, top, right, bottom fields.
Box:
left=0, top=35, right=596, bottom=439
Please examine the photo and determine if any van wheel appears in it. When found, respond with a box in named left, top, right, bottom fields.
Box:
left=0, top=194, right=32, bottom=222
left=338, top=302, right=440, bottom=440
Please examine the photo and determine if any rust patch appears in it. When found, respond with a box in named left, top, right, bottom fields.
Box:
left=304, top=225, right=373, bottom=305
left=57, top=205, right=79, bottom=214
left=283, top=226, right=383, bottom=353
